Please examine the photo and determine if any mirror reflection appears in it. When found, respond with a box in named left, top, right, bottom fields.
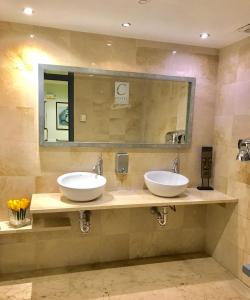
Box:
left=41, top=66, right=195, bottom=147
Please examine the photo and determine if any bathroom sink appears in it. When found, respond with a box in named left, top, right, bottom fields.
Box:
left=144, top=171, right=189, bottom=197
left=57, top=172, right=106, bottom=202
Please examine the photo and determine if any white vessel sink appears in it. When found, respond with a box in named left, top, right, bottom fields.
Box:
left=144, top=171, right=189, bottom=197
left=57, top=172, right=106, bottom=202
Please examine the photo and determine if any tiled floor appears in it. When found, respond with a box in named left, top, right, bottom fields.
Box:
left=0, top=256, right=249, bottom=300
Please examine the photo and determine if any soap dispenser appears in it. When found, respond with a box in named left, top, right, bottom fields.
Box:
left=115, top=153, right=129, bottom=174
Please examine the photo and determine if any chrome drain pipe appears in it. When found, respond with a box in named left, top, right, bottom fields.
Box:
left=79, top=210, right=91, bottom=233
left=151, top=206, right=176, bottom=226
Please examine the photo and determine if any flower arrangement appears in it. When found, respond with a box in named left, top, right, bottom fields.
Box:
left=7, top=198, right=31, bottom=227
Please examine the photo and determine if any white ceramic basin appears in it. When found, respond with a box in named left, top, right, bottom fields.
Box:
left=57, top=172, right=106, bottom=202
left=144, top=171, right=189, bottom=197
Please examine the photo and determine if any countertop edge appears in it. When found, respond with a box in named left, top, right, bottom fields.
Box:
left=30, top=188, right=238, bottom=214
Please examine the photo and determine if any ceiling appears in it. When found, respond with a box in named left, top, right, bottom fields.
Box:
left=0, top=0, right=249, bottom=48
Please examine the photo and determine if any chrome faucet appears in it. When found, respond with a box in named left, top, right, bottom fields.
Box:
left=93, top=155, right=103, bottom=175
left=171, top=157, right=179, bottom=173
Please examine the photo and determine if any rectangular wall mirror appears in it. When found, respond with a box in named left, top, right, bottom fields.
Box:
left=39, top=64, right=195, bottom=148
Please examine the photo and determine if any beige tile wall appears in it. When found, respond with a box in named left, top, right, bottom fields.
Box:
left=205, top=37, right=250, bottom=286
left=0, top=21, right=218, bottom=274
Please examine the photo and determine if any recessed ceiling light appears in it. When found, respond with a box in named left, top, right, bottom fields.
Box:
left=200, top=32, right=210, bottom=39
left=23, top=7, right=34, bottom=15
left=29, top=34, right=35, bottom=38
left=122, top=22, right=131, bottom=28
left=172, top=50, right=177, bottom=54
left=138, top=0, right=151, bottom=4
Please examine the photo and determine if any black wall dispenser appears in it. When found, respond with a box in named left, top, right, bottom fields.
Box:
left=197, top=146, right=213, bottom=190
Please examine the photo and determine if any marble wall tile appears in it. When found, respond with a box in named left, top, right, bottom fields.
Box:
left=129, top=230, right=182, bottom=259
left=0, top=67, right=36, bottom=108
left=0, top=241, right=36, bottom=273
left=0, top=20, right=218, bottom=274
left=237, top=37, right=250, bottom=82
left=206, top=37, right=250, bottom=286
left=100, top=209, right=130, bottom=235
left=35, top=239, right=72, bottom=269
left=35, top=173, right=61, bottom=193
left=0, top=141, right=40, bottom=176
left=99, top=233, right=130, bottom=263
left=0, top=106, right=35, bottom=143
left=217, top=43, right=239, bottom=85
left=180, top=228, right=205, bottom=253
left=68, top=236, right=101, bottom=266
left=183, top=205, right=206, bottom=229
left=214, top=116, right=234, bottom=146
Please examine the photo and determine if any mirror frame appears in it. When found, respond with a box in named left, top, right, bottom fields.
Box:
left=39, top=64, right=196, bottom=148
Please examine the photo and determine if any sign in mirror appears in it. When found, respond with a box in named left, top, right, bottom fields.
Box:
left=39, top=65, right=195, bottom=148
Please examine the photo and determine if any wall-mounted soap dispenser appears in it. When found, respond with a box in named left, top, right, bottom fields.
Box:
left=115, top=153, right=129, bottom=174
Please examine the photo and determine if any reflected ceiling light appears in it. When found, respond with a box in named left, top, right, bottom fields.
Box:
left=29, top=34, right=35, bottom=38
left=23, top=7, right=34, bottom=15
left=122, top=22, right=131, bottom=27
left=172, top=50, right=177, bottom=54
left=106, top=42, right=112, bottom=46
left=200, top=32, right=210, bottom=39
left=138, top=0, right=151, bottom=4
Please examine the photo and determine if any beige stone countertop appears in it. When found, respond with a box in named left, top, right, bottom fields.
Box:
left=30, top=188, right=238, bottom=214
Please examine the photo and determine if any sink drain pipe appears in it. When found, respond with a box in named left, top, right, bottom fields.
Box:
left=151, top=206, right=176, bottom=226
left=79, top=210, right=91, bottom=233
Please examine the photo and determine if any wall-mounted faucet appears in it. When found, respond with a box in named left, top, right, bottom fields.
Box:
left=171, top=157, right=179, bottom=173
left=236, top=139, right=250, bottom=161
left=93, top=155, right=103, bottom=175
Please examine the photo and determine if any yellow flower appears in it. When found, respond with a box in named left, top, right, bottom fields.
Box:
left=21, top=198, right=30, bottom=209
left=7, top=198, right=30, bottom=211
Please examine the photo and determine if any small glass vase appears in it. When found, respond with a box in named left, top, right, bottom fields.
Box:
left=8, top=208, right=31, bottom=228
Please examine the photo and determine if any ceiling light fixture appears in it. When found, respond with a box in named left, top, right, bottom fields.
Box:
left=122, top=22, right=131, bottom=28
left=23, top=7, right=34, bottom=15
left=172, top=50, right=177, bottom=54
left=106, top=42, right=112, bottom=46
left=29, top=34, right=35, bottom=38
left=200, top=32, right=210, bottom=39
